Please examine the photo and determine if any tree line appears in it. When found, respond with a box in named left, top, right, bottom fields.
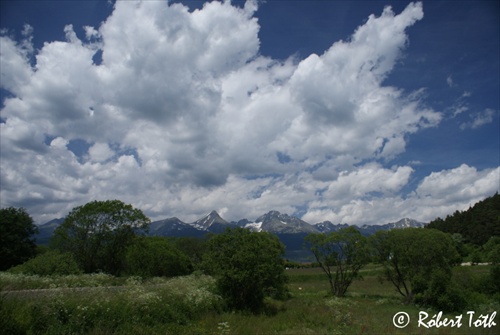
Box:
left=426, top=192, right=500, bottom=260
left=1, top=200, right=288, bottom=313
left=1, top=195, right=499, bottom=313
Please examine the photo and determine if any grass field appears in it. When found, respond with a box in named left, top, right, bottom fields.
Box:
left=1, top=265, right=498, bottom=334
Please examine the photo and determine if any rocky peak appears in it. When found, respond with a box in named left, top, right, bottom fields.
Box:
left=255, top=210, right=318, bottom=234
left=190, top=210, right=229, bottom=230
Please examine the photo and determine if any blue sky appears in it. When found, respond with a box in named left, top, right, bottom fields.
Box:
left=1, top=0, right=498, bottom=225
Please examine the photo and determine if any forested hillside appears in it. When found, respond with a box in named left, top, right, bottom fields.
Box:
left=427, top=193, right=500, bottom=245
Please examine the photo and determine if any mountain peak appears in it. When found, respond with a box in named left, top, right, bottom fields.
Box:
left=208, top=210, right=221, bottom=217
left=256, top=210, right=288, bottom=222
left=388, top=218, right=426, bottom=229
left=254, top=210, right=317, bottom=234
left=190, top=210, right=229, bottom=230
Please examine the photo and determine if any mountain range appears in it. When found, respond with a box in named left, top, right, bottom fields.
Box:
left=35, top=210, right=426, bottom=261
left=155, top=210, right=425, bottom=235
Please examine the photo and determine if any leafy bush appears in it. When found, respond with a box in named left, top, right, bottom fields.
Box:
left=202, top=228, right=289, bottom=313
left=125, top=236, right=193, bottom=278
left=414, top=268, right=467, bottom=312
left=9, top=250, right=82, bottom=276
left=422, top=266, right=499, bottom=312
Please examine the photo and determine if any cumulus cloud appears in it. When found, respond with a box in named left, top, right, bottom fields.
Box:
left=282, top=2, right=437, bottom=162
left=302, top=164, right=413, bottom=224
left=303, top=164, right=499, bottom=225
left=88, top=142, right=115, bottom=162
left=324, top=164, right=413, bottom=199
left=0, top=34, right=33, bottom=95
left=407, top=165, right=500, bottom=222
left=1, top=1, right=497, bottom=225
left=415, top=164, right=499, bottom=203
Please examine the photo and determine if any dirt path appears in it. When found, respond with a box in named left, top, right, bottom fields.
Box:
left=1, top=284, right=166, bottom=299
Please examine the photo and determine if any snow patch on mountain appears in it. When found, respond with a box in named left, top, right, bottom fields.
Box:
left=245, top=221, right=263, bottom=232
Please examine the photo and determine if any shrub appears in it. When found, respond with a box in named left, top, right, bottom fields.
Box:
left=9, top=250, right=82, bottom=276
left=125, top=236, right=193, bottom=278
left=414, top=268, right=467, bottom=312
left=202, top=228, right=289, bottom=313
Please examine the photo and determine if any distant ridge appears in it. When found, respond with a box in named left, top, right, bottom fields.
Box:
left=36, top=211, right=426, bottom=237
left=246, top=210, right=318, bottom=234
left=34, top=218, right=64, bottom=244
left=189, top=210, right=231, bottom=232
left=35, top=211, right=426, bottom=260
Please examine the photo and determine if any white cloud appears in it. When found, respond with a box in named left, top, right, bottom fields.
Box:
left=323, top=163, right=413, bottom=199
left=88, top=142, right=114, bottom=162
left=0, top=35, right=33, bottom=96
left=415, top=164, right=499, bottom=203
left=447, top=75, right=454, bottom=87
left=303, top=164, right=499, bottom=225
left=50, top=137, right=68, bottom=149
left=280, top=3, right=438, bottom=162
left=1, top=1, right=497, bottom=225
left=302, top=164, right=414, bottom=224
left=460, top=108, right=496, bottom=129
left=447, top=92, right=469, bottom=118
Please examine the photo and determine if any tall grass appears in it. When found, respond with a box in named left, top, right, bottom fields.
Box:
left=1, top=274, right=223, bottom=334
left=1, top=266, right=498, bottom=334
left=0, top=272, right=124, bottom=290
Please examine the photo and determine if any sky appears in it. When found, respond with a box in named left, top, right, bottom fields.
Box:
left=0, top=0, right=499, bottom=226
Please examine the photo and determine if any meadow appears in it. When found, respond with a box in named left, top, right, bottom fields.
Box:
left=1, top=265, right=498, bottom=335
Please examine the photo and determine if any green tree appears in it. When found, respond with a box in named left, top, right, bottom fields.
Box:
left=172, top=236, right=208, bottom=269
left=371, top=228, right=461, bottom=307
left=202, top=227, right=288, bottom=313
left=50, top=200, right=150, bottom=275
left=483, top=236, right=500, bottom=264
left=427, top=193, right=500, bottom=245
left=305, top=226, right=370, bottom=297
left=125, top=236, right=193, bottom=277
left=470, top=249, right=483, bottom=265
left=0, top=207, right=38, bottom=271
left=450, top=233, right=468, bottom=260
